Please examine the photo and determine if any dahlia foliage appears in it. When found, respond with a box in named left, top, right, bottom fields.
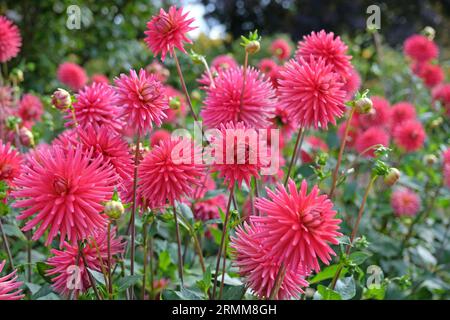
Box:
left=0, top=7, right=448, bottom=302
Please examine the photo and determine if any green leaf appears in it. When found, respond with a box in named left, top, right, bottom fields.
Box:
left=116, top=275, right=141, bottom=292
left=363, top=285, right=386, bottom=300
left=158, top=250, right=171, bottom=271
left=350, top=251, right=372, bottom=265
left=335, top=276, right=356, bottom=300
left=31, top=284, right=54, bottom=300
left=161, top=288, right=203, bottom=300
left=36, top=262, right=53, bottom=284
left=178, top=202, right=194, bottom=221
left=309, top=264, right=346, bottom=284
left=221, top=285, right=246, bottom=300
left=314, top=285, right=342, bottom=300
left=25, top=282, right=42, bottom=295
left=88, top=268, right=106, bottom=286
left=2, top=223, right=26, bottom=240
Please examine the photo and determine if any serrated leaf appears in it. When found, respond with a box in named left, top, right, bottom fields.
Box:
left=2, top=223, right=26, bottom=240
left=350, top=251, right=372, bottom=265
left=309, top=264, right=347, bottom=284
left=116, top=275, right=141, bottom=292
left=314, top=285, right=342, bottom=300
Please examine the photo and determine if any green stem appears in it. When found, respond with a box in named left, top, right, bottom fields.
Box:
left=172, top=203, right=184, bottom=286
left=0, top=218, right=14, bottom=270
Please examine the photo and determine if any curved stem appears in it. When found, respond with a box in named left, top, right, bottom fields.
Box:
left=0, top=218, right=14, bottom=270
left=107, top=222, right=113, bottom=299
left=212, top=184, right=235, bottom=299
left=79, top=241, right=102, bottom=300
left=269, top=263, right=286, bottom=300
left=329, top=107, right=355, bottom=199
left=173, top=51, right=198, bottom=121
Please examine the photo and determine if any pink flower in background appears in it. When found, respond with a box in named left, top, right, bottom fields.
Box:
left=201, top=67, right=275, bottom=129
left=211, top=55, right=238, bottom=71
left=211, top=122, right=268, bottom=188
left=393, top=120, right=426, bottom=153
left=390, top=102, right=416, bottom=129
left=342, top=67, right=361, bottom=100
left=403, top=34, right=438, bottom=62
left=258, top=58, right=280, bottom=87
left=444, top=148, right=450, bottom=188
left=57, top=62, right=88, bottom=91
left=432, top=83, right=450, bottom=117
left=146, top=60, right=170, bottom=82
left=13, top=145, right=117, bottom=247
left=66, top=82, right=123, bottom=133
left=355, top=127, right=390, bottom=158
left=300, top=136, right=329, bottom=164
left=0, top=260, right=24, bottom=300
left=418, top=63, right=444, bottom=88
left=91, top=73, right=109, bottom=84
left=270, top=38, right=291, bottom=60
left=193, top=194, right=227, bottom=221
left=253, top=179, right=341, bottom=272
left=150, top=129, right=171, bottom=147
left=296, top=30, right=352, bottom=78
left=163, top=85, right=187, bottom=123
left=138, top=138, right=205, bottom=208
left=0, top=16, right=22, bottom=63
left=144, top=6, right=196, bottom=61
left=0, top=86, right=13, bottom=109
left=391, top=188, right=421, bottom=217
left=337, top=114, right=361, bottom=149
left=46, top=227, right=124, bottom=296
left=18, top=94, right=43, bottom=123
left=115, top=69, right=168, bottom=136
left=231, top=221, right=309, bottom=300
left=278, top=56, right=346, bottom=129
left=359, top=96, right=391, bottom=129
left=0, top=140, right=22, bottom=187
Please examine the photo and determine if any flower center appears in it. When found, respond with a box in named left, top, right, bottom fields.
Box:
left=53, top=176, right=69, bottom=195
left=0, top=163, right=13, bottom=180
left=300, top=207, right=323, bottom=229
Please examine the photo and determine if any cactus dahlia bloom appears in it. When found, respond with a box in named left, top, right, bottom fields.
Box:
left=18, top=94, right=43, bottom=123
left=46, top=227, right=124, bottom=296
left=13, top=145, right=117, bottom=247
left=278, top=56, right=346, bottom=129
left=144, top=6, right=196, bottom=61
left=0, top=140, right=22, bottom=187
left=443, top=148, right=450, bottom=188
left=57, top=62, right=88, bottom=92
left=390, top=102, right=417, bottom=129
left=114, top=68, right=168, bottom=136
left=296, top=30, right=352, bottom=79
left=359, top=96, right=391, bottom=129
left=393, top=120, right=426, bottom=153
left=417, top=63, right=444, bottom=88
left=0, top=260, right=24, bottom=300
left=391, top=188, right=421, bottom=217
left=211, top=122, right=268, bottom=188
left=138, top=137, right=206, bottom=208
left=253, top=179, right=341, bottom=272
left=355, top=127, right=390, bottom=158
left=270, top=38, right=291, bottom=60
left=193, top=194, right=227, bottom=221
left=403, top=34, right=438, bottom=62
left=201, top=67, right=276, bottom=129
left=231, top=221, right=309, bottom=300
left=432, top=83, right=450, bottom=117
left=341, top=67, right=361, bottom=100
left=0, top=16, right=22, bottom=63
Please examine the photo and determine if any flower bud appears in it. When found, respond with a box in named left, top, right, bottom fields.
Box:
left=245, top=40, right=260, bottom=54
left=51, top=88, right=72, bottom=110
left=355, top=97, right=373, bottom=114
left=10, top=69, right=24, bottom=83
left=191, top=90, right=202, bottom=101
left=423, top=26, right=435, bottom=40
left=423, top=154, right=437, bottom=165
left=19, top=127, right=34, bottom=147
left=430, top=117, right=443, bottom=128
left=104, top=200, right=124, bottom=219
left=384, top=168, right=401, bottom=186
left=169, top=96, right=181, bottom=110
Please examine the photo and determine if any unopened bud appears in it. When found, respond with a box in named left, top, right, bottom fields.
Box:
left=51, top=88, right=72, bottom=110
left=10, top=69, right=24, bottom=83
left=423, top=26, right=435, bottom=40
left=191, top=90, right=201, bottom=101
left=104, top=200, right=124, bottom=219
left=169, top=96, right=181, bottom=110
left=384, top=168, right=401, bottom=186
left=355, top=97, right=373, bottom=114
left=423, top=154, right=437, bottom=165
left=430, top=117, right=443, bottom=128
left=245, top=40, right=260, bottom=54
left=19, top=127, right=34, bottom=147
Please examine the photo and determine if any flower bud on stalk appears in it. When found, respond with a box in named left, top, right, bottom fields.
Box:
left=19, top=127, right=34, bottom=147
left=423, top=154, right=437, bottom=165
left=355, top=97, right=373, bottom=114
left=104, top=200, right=124, bottom=220
left=51, top=88, right=72, bottom=111
left=384, top=168, right=401, bottom=186
left=245, top=40, right=260, bottom=54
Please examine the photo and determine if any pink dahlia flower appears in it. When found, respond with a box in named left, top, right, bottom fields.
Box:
left=231, top=221, right=309, bottom=300
left=211, top=54, right=238, bottom=71
left=418, top=63, right=444, bottom=88
left=300, top=136, right=329, bottom=164
left=13, top=145, right=117, bottom=247
left=66, top=82, right=123, bottom=133
left=211, top=122, right=268, bottom=188
left=17, top=94, right=43, bottom=123
left=0, top=86, right=13, bottom=109
left=193, top=194, right=227, bottom=221
left=115, top=68, right=168, bottom=136
left=342, top=66, right=361, bottom=100
left=138, top=137, right=206, bottom=208
left=391, top=188, right=421, bottom=217
left=0, top=140, right=22, bottom=187
left=46, top=227, right=124, bottom=296
left=390, top=102, right=416, bottom=129
left=355, top=127, right=390, bottom=158
left=0, top=16, right=22, bottom=63
left=432, top=83, right=450, bottom=117
left=90, top=73, right=109, bottom=84
left=150, top=129, right=171, bottom=147
left=403, top=34, right=438, bottom=62
left=144, top=6, right=196, bottom=61
left=278, top=56, right=346, bottom=129
left=259, top=58, right=280, bottom=88
left=253, top=179, right=341, bottom=272
left=163, top=85, right=187, bottom=123
left=201, top=67, right=275, bottom=129
left=359, top=96, right=391, bottom=129
left=270, top=38, right=291, bottom=60
left=393, top=120, right=426, bottom=153
left=444, top=148, right=450, bottom=188
left=0, top=260, right=24, bottom=300
left=296, top=30, right=352, bottom=78
left=57, top=62, right=88, bottom=92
